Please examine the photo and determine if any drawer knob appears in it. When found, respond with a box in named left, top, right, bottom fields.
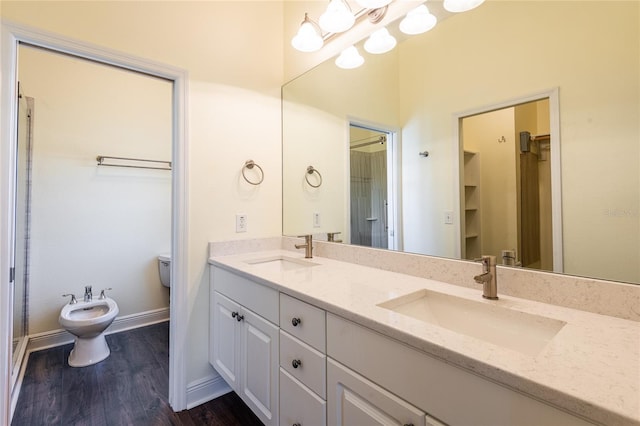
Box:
left=292, top=359, right=302, bottom=369
left=291, top=317, right=301, bottom=327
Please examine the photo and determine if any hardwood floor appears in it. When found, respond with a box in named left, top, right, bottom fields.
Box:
left=12, top=322, right=263, bottom=426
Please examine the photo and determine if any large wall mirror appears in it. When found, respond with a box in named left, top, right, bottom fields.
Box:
left=282, top=1, right=639, bottom=285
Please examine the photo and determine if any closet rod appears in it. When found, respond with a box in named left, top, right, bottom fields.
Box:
left=96, top=155, right=172, bottom=170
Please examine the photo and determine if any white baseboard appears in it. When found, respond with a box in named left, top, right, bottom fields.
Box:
left=186, top=373, right=231, bottom=410
left=26, top=307, right=170, bottom=353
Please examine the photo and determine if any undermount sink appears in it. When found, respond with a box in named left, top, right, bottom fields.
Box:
left=244, top=255, right=318, bottom=272
left=378, top=289, right=566, bottom=356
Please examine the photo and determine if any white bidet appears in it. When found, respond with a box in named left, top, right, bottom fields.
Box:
left=59, top=297, right=119, bottom=367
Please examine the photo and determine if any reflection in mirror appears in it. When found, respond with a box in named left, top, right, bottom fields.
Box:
left=460, top=98, right=555, bottom=274
left=349, top=124, right=397, bottom=249
left=283, top=1, right=639, bottom=284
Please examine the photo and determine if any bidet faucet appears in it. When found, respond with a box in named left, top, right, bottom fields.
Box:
left=295, top=234, right=313, bottom=258
left=84, top=285, right=93, bottom=302
left=473, top=255, right=498, bottom=300
left=62, top=294, right=77, bottom=304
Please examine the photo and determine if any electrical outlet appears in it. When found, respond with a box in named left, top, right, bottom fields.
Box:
left=444, top=211, right=454, bottom=224
left=313, top=212, right=321, bottom=228
left=236, top=214, right=247, bottom=233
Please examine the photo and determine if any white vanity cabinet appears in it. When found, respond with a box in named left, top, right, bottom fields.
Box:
left=327, top=314, right=594, bottom=426
left=210, top=267, right=279, bottom=426
left=279, top=293, right=327, bottom=426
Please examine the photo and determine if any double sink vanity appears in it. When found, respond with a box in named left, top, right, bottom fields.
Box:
left=208, top=239, right=639, bottom=426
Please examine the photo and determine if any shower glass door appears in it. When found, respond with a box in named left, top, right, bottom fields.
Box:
left=12, top=83, right=31, bottom=374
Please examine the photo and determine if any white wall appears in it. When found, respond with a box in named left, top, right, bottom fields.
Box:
left=2, top=0, right=284, bottom=384
left=18, top=45, right=172, bottom=334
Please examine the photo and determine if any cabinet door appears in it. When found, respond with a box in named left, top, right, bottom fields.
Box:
left=327, top=358, right=427, bottom=426
left=211, top=292, right=241, bottom=391
left=240, top=307, right=280, bottom=426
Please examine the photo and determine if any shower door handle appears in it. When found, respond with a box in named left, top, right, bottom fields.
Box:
left=383, top=200, right=388, bottom=231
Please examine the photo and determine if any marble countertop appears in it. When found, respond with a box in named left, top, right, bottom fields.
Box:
left=209, top=250, right=640, bottom=426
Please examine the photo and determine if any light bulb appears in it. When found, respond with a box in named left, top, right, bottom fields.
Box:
left=319, top=0, right=355, bottom=33
left=354, top=0, right=392, bottom=8
left=399, top=5, right=437, bottom=35
left=335, top=46, right=364, bottom=69
left=443, top=0, right=485, bottom=13
left=291, top=14, right=323, bottom=52
left=364, top=28, right=397, bottom=54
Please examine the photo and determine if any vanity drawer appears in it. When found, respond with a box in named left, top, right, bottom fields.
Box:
left=280, top=293, right=326, bottom=351
left=211, top=266, right=278, bottom=324
left=280, top=330, right=326, bottom=399
left=280, top=368, right=326, bottom=426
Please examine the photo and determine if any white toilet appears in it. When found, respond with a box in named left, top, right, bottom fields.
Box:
left=59, top=293, right=119, bottom=367
left=158, top=254, right=171, bottom=287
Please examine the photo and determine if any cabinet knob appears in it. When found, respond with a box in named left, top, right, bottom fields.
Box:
left=292, top=359, right=302, bottom=369
left=293, top=423, right=301, bottom=426
left=403, top=424, right=414, bottom=426
left=236, top=314, right=244, bottom=322
left=291, top=317, right=301, bottom=327
left=231, top=311, right=238, bottom=318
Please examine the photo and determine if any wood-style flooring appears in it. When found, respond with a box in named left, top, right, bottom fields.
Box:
left=12, top=322, right=263, bottom=426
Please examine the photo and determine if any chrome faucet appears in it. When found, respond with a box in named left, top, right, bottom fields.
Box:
left=295, top=235, right=313, bottom=258
left=62, top=294, right=77, bottom=305
left=327, top=232, right=342, bottom=243
left=84, top=285, right=93, bottom=302
left=474, top=255, right=498, bottom=300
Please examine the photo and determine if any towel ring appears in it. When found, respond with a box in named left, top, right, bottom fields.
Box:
left=305, top=165, right=322, bottom=188
left=242, top=160, right=264, bottom=185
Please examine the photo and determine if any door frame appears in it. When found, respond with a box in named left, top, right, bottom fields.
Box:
left=452, top=88, right=563, bottom=272
left=0, top=21, right=190, bottom=423
left=347, top=118, right=401, bottom=251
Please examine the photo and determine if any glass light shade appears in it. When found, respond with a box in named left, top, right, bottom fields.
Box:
left=443, top=0, right=485, bottom=13
left=399, top=5, right=437, bottom=35
left=354, top=0, right=392, bottom=8
left=364, top=28, right=397, bottom=54
left=291, top=17, right=323, bottom=52
left=335, top=46, right=364, bottom=69
left=319, top=0, right=355, bottom=33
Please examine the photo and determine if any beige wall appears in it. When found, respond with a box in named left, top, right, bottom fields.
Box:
left=2, top=0, right=284, bottom=383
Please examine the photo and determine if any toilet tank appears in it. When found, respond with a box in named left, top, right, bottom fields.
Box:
left=158, top=254, right=171, bottom=288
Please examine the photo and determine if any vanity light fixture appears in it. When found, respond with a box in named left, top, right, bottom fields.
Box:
left=354, top=0, right=393, bottom=9
left=319, top=0, right=355, bottom=33
left=399, top=4, right=437, bottom=35
left=291, top=13, right=324, bottom=53
left=443, top=0, right=485, bottom=13
left=335, top=46, right=365, bottom=69
left=364, top=27, right=397, bottom=54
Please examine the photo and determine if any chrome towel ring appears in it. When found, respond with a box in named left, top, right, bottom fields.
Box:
left=305, top=165, right=323, bottom=188
left=242, top=160, right=264, bottom=185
